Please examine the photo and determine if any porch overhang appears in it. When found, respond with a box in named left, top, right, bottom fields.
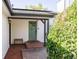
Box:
left=8, top=8, right=57, bottom=21
left=8, top=8, right=57, bottom=20
left=3, top=0, right=57, bottom=47
left=3, top=0, right=57, bottom=21
left=11, top=8, right=57, bottom=18
left=8, top=16, right=49, bottom=20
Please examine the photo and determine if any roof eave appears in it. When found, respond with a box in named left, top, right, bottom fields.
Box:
left=3, top=0, right=13, bottom=15
left=3, top=0, right=57, bottom=18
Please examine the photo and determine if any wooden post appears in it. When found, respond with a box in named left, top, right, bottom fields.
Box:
left=9, top=20, right=11, bottom=47
left=44, top=20, right=46, bottom=46
left=46, top=19, right=50, bottom=58
left=47, top=19, right=49, bottom=35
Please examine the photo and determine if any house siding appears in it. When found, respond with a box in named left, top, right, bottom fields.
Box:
left=2, top=2, right=10, bottom=59
left=2, top=14, right=9, bottom=59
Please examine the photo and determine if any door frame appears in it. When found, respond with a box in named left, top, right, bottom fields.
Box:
left=28, top=21, right=37, bottom=41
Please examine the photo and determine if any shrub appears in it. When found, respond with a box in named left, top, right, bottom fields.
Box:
left=47, top=0, right=77, bottom=59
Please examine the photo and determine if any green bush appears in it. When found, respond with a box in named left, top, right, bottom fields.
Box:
left=47, top=0, right=77, bottom=59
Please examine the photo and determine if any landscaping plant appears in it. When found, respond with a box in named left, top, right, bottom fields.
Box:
left=47, top=0, right=77, bottom=59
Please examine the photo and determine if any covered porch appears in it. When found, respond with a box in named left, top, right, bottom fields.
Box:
left=3, top=0, right=57, bottom=59
left=8, top=8, right=56, bottom=47
left=5, top=8, right=56, bottom=59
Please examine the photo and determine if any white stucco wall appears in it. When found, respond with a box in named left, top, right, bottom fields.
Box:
left=2, top=2, right=10, bottom=59
left=11, top=20, right=44, bottom=44
left=11, top=20, right=28, bottom=44
left=37, top=20, right=44, bottom=42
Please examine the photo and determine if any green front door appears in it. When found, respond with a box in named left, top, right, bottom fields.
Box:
left=29, top=21, right=37, bottom=41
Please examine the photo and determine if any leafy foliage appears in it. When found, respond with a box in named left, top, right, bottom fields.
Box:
left=47, top=0, right=77, bottom=59
left=26, top=4, right=46, bottom=10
